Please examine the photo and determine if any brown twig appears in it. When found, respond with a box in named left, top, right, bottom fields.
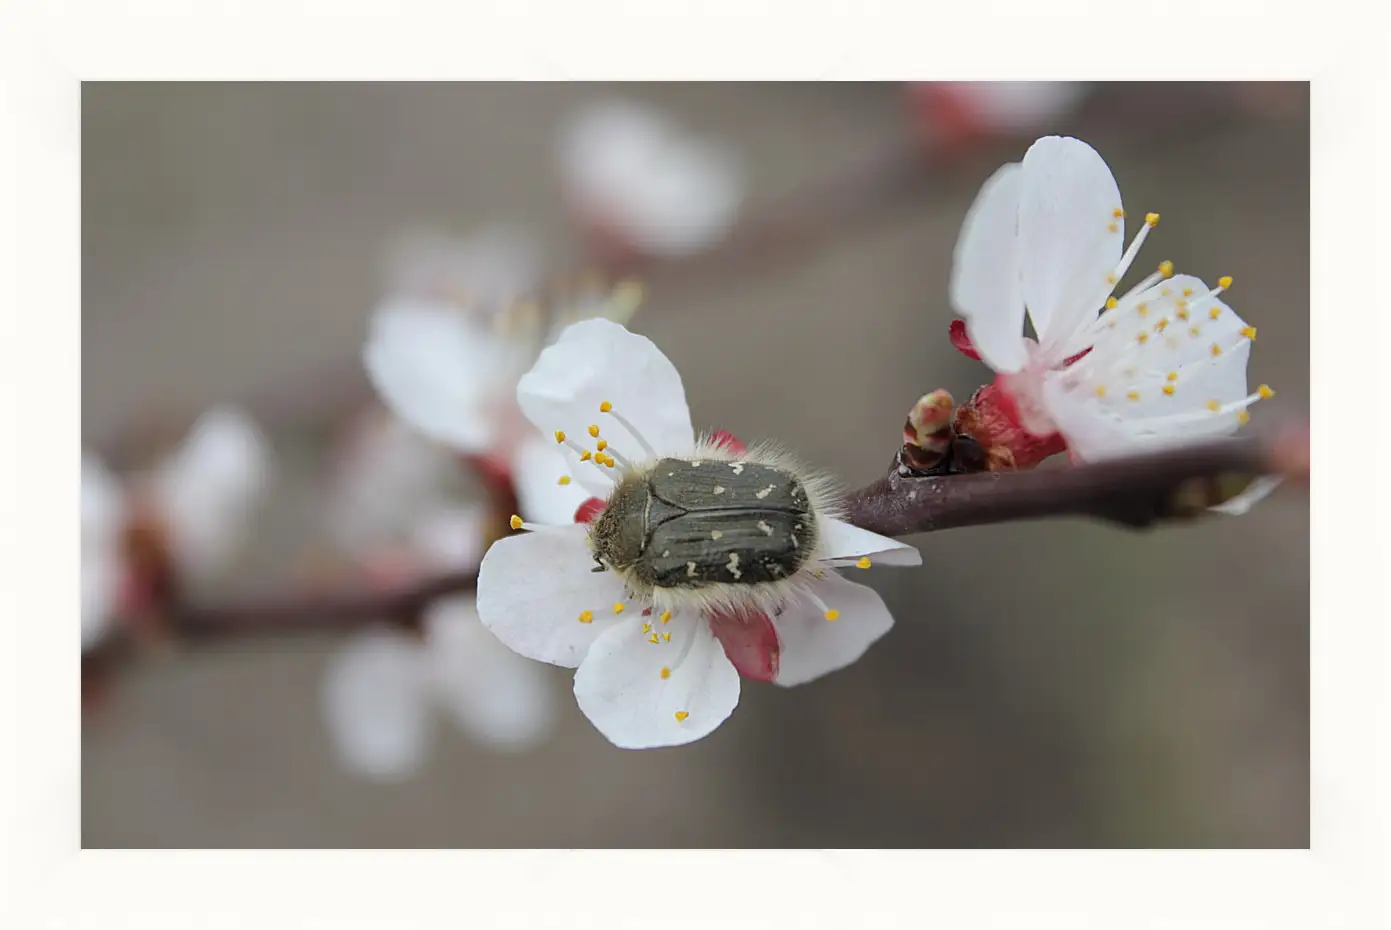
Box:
left=842, top=428, right=1299, bottom=538
left=142, top=422, right=1303, bottom=642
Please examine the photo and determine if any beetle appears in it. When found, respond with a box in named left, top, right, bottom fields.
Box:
left=588, top=456, right=819, bottom=593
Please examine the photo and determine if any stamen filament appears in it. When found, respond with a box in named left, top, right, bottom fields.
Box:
left=602, top=404, right=658, bottom=459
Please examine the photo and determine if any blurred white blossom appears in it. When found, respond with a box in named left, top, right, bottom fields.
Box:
left=81, top=406, right=272, bottom=651
left=322, top=506, right=557, bottom=780
left=144, top=407, right=272, bottom=582
left=382, top=227, right=542, bottom=317
left=559, top=99, right=743, bottom=258
left=911, top=82, right=1090, bottom=137
left=81, top=455, right=127, bottom=650
left=325, top=408, right=472, bottom=557
left=364, top=276, right=642, bottom=525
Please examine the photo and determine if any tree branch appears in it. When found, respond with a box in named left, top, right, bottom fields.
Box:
left=842, top=426, right=1302, bottom=537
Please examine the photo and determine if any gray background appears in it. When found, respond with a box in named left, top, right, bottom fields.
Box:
left=82, top=83, right=1309, bottom=847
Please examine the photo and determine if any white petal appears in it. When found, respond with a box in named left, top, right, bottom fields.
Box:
left=363, top=304, right=516, bottom=454
left=945, top=82, right=1089, bottom=133
left=161, top=407, right=270, bottom=500
left=82, top=454, right=125, bottom=543
left=772, top=572, right=895, bottom=687
left=510, top=434, right=597, bottom=524
left=950, top=161, right=1028, bottom=374
left=81, top=545, right=121, bottom=651
left=572, top=615, right=739, bottom=749
left=383, top=227, right=542, bottom=313
left=325, top=411, right=456, bottom=552
left=321, top=628, right=433, bottom=781
left=410, top=505, right=490, bottom=573
left=424, top=596, right=557, bottom=752
left=559, top=99, right=742, bottom=257
left=1018, top=136, right=1124, bottom=353
left=152, top=407, right=271, bottom=580
left=475, top=523, right=628, bottom=668
left=1209, top=475, right=1283, bottom=516
left=816, top=518, right=922, bottom=566
left=516, top=319, right=695, bottom=466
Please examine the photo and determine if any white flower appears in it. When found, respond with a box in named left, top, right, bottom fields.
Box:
left=558, top=99, right=743, bottom=258
left=81, top=407, right=272, bottom=651
left=322, top=507, right=556, bottom=781
left=950, top=135, right=1276, bottom=465
left=145, top=406, right=272, bottom=581
left=363, top=282, right=644, bottom=524
left=474, top=319, right=921, bottom=749
left=325, top=408, right=476, bottom=556
left=382, top=227, right=541, bottom=315
left=82, top=455, right=126, bottom=650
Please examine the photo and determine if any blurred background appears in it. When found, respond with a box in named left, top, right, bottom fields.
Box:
left=81, top=82, right=1309, bottom=848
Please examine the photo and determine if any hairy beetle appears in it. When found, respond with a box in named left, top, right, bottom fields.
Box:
left=589, top=456, right=818, bottom=591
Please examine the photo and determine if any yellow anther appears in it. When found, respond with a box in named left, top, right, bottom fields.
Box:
left=558, top=475, right=572, bottom=486
left=1113, top=207, right=1126, bottom=218
left=613, top=602, right=626, bottom=615
left=599, top=401, right=613, bottom=413
left=1136, top=332, right=1149, bottom=345
left=1105, top=297, right=1118, bottom=310
left=1095, top=385, right=1107, bottom=398
left=1182, top=288, right=1193, bottom=298
left=659, top=610, right=672, bottom=624
left=1155, top=319, right=1170, bottom=333
left=596, top=439, right=608, bottom=452
left=1159, top=260, right=1174, bottom=278
left=661, top=632, right=672, bottom=642
left=1189, top=326, right=1202, bottom=338
left=856, top=557, right=872, bottom=569
left=824, top=610, right=840, bottom=622
left=674, top=711, right=689, bottom=722
left=1127, top=390, right=1141, bottom=402
left=588, top=424, right=600, bottom=438
left=642, top=623, right=652, bottom=634
left=554, top=430, right=567, bottom=443
left=578, top=610, right=593, bottom=624
left=1145, top=212, right=1160, bottom=227
left=1175, top=299, right=1189, bottom=311
left=1218, top=275, right=1233, bottom=289
left=1209, top=307, right=1222, bottom=321
left=1176, top=309, right=1190, bottom=321
left=1108, top=223, right=1119, bottom=233
left=1137, top=303, right=1149, bottom=317
left=1206, top=399, right=1221, bottom=412
left=1237, top=410, right=1251, bottom=425
left=1106, top=274, right=1118, bottom=285
left=648, top=634, right=660, bottom=644
left=602, top=454, right=616, bottom=468
left=1166, top=371, right=1179, bottom=382
left=579, top=449, right=592, bottom=462
left=1210, top=343, right=1223, bottom=357
left=660, top=667, right=671, bottom=680
left=509, top=514, right=523, bottom=530
left=1162, top=384, right=1176, bottom=396
left=1258, top=384, right=1275, bottom=399
left=1240, top=326, right=1257, bottom=341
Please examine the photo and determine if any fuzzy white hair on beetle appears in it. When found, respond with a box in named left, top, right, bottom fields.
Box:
left=473, top=319, right=920, bottom=749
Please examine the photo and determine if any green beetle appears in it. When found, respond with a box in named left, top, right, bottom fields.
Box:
left=589, top=456, right=818, bottom=592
